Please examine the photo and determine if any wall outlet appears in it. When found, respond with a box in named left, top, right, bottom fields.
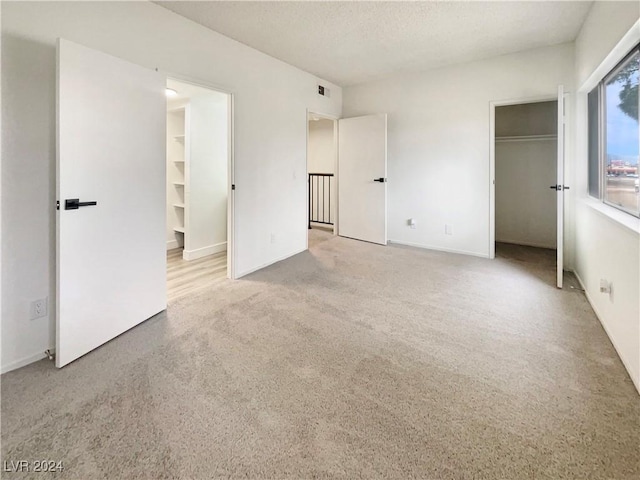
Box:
left=445, top=224, right=453, bottom=235
left=30, top=297, right=48, bottom=320
left=599, top=279, right=611, bottom=294
left=408, top=218, right=416, bottom=229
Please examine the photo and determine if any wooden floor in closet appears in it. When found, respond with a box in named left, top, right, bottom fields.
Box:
left=167, top=248, right=227, bottom=303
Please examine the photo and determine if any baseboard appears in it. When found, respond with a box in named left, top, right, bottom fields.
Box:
left=1, top=350, right=49, bottom=374
left=496, top=238, right=557, bottom=250
left=236, top=247, right=307, bottom=279
left=183, top=242, right=227, bottom=261
left=388, top=239, right=490, bottom=259
left=574, top=271, right=640, bottom=395
left=310, top=222, right=335, bottom=232
left=166, top=239, right=179, bottom=250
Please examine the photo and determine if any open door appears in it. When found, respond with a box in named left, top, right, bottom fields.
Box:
left=555, top=85, right=565, bottom=289
left=338, top=114, right=387, bottom=245
left=56, top=39, right=166, bottom=367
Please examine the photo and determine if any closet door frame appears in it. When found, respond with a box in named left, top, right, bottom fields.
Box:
left=488, top=93, right=562, bottom=261
left=165, top=73, right=236, bottom=279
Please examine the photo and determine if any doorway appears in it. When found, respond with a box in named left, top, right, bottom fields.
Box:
left=165, top=78, right=232, bottom=302
left=492, top=99, right=559, bottom=284
left=307, top=112, right=338, bottom=247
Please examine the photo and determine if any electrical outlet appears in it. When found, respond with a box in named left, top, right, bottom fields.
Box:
left=600, top=279, right=611, bottom=294
left=408, top=218, right=416, bottom=229
left=445, top=224, right=453, bottom=235
left=30, top=297, right=48, bottom=320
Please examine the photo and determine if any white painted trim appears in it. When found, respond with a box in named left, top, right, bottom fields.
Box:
left=183, top=241, right=227, bottom=261
left=489, top=102, right=496, bottom=259
left=228, top=93, right=235, bottom=279
left=579, top=19, right=640, bottom=93
left=1, top=351, right=48, bottom=374
left=166, top=239, right=179, bottom=250
left=388, top=239, right=490, bottom=259
left=236, top=247, right=306, bottom=279
left=574, top=272, right=640, bottom=395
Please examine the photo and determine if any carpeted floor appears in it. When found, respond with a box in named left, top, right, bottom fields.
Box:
left=2, top=230, right=638, bottom=479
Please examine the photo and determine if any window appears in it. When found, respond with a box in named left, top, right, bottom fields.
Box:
left=588, top=45, right=639, bottom=217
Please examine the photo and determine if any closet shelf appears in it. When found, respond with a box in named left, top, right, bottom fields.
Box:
left=173, top=182, right=185, bottom=186
left=173, top=135, right=185, bottom=141
left=495, top=134, right=557, bottom=143
left=173, top=226, right=185, bottom=234
left=173, top=203, right=185, bottom=209
left=173, top=160, right=185, bottom=163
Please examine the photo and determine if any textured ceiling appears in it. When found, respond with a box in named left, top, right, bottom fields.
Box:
left=156, top=1, right=593, bottom=86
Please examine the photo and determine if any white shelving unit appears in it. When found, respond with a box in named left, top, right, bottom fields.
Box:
left=167, top=105, right=188, bottom=247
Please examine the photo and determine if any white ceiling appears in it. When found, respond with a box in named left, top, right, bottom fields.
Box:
left=156, top=1, right=593, bottom=87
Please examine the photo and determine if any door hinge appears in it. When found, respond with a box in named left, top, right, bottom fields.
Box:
left=231, top=184, right=236, bottom=191
left=56, top=200, right=60, bottom=210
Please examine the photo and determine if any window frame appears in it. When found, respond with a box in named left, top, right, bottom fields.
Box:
left=588, top=43, right=640, bottom=219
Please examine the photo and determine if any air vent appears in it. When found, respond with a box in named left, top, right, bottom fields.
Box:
left=318, top=85, right=330, bottom=98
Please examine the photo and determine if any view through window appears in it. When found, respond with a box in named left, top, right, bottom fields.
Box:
left=603, top=48, right=639, bottom=217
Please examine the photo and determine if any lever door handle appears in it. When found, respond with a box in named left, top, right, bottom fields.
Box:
left=65, top=198, right=98, bottom=210
left=374, top=178, right=387, bottom=183
left=549, top=185, right=570, bottom=191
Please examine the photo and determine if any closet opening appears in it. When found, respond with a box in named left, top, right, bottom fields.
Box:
left=166, top=78, right=232, bottom=302
left=307, top=112, right=338, bottom=248
left=492, top=99, right=559, bottom=284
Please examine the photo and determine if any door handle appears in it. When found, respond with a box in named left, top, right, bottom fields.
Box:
left=374, top=178, right=387, bottom=183
left=64, top=198, right=97, bottom=210
left=549, top=185, right=570, bottom=191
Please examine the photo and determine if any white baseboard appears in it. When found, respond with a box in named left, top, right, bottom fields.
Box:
left=183, top=242, right=227, bottom=261
left=388, top=239, right=490, bottom=259
left=574, top=271, right=640, bottom=396
left=496, top=238, right=556, bottom=250
left=166, top=239, right=179, bottom=250
left=1, top=350, right=49, bottom=374
left=236, top=247, right=306, bottom=279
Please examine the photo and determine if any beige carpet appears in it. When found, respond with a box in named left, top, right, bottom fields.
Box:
left=2, top=230, right=638, bottom=479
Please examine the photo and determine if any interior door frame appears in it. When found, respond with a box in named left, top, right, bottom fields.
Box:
left=488, top=93, right=561, bottom=259
left=165, top=73, right=237, bottom=280
left=305, top=109, right=339, bottom=251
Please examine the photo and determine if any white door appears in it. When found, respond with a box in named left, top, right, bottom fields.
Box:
left=556, top=85, right=565, bottom=289
left=338, top=114, right=388, bottom=245
left=56, top=39, right=166, bottom=367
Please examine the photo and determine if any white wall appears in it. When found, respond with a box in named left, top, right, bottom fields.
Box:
left=495, top=102, right=557, bottom=249
left=308, top=119, right=334, bottom=174
left=342, top=43, right=574, bottom=258
left=1, top=1, right=341, bottom=372
left=185, top=92, right=228, bottom=259
left=496, top=140, right=557, bottom=248
left=573, top=2, right=640, bottom=392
